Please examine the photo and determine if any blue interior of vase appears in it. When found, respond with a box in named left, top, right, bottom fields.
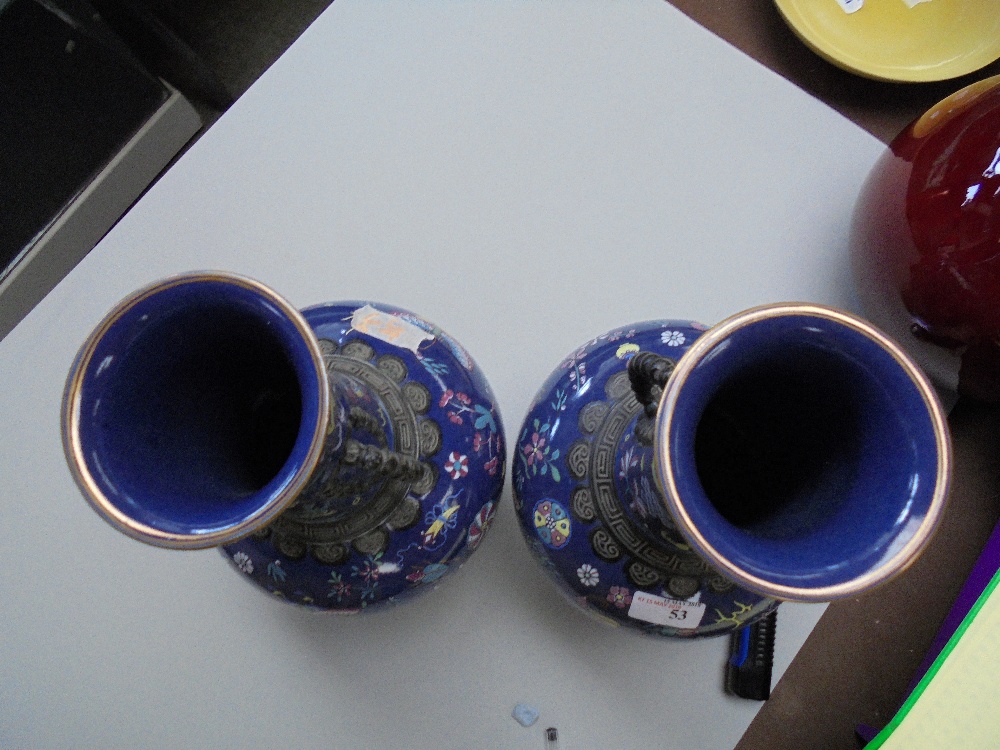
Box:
left=666, top=313, right=943, bottom=596
left=74, top=278, right=324, bottom=538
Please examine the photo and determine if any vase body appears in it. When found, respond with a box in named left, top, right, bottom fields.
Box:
left=851, top=74, right=1000, bottom=401
left=513, top=304, right=950, bottom=638
left=62, top=272, right=505, bottom=611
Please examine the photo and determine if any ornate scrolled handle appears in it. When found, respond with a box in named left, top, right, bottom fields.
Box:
left=627, top=351, right=676, bottom=417
left=340, top=439, right=431, bottom=483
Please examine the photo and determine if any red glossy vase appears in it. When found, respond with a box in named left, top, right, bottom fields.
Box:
left=851, top=75, right=1000, bottom=401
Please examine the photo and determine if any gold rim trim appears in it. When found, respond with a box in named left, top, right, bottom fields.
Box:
left=652, top=303, right=951, bottom=603
left=61, top=271, right=330, bottom=550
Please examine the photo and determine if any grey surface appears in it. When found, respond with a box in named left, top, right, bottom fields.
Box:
left=140, top=0, right=332, bottom=132
left=0, top=3, right=888, bottom=748
left=0, top=86, right=200, bottom=341
left=163, top=0, right=332, bottom=98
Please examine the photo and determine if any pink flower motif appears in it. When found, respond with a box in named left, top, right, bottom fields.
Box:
left=523, top=433, right=546, bottom=466
left=472, top=432, right=484, bottom=452
left=439, top=389, right=454, bottom=408
left=354, top=560, right=379, bottom=583
left=561, top=347, right=587, bottom=369
left=484, top=455, right=499, bottom=476
left=607, top=586, right=632, bottom=609
left=448, top=413, right=463, bottom=425
left=456, top=392, right=471, bottom=405
left=445, top=451, right=469, bottom=479
left=329, top=580, right=351, bottom=601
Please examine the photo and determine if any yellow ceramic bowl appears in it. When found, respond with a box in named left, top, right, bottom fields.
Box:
left=774, top=0, right=1000, bottom=82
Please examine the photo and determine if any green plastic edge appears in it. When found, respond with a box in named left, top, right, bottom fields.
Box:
left=866, top=565, right=1000, bottom=748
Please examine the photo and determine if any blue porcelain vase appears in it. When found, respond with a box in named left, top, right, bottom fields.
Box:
left=513, top=304, right=950, bottom=637
left=62, top=272, right=505, bottom=611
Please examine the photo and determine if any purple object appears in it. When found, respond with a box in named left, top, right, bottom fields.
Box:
left=856, top=723, right=879, bottom=744
left=909, top=516, right=1000, bottom=690
left=856, top=515, right=1000, bottom=745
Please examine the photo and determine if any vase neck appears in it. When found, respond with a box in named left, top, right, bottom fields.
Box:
left=289, top=366, right=433, bottom=521
left=62, top=273, right=329, bottom=549
left=613, top=421, right=691, bottom=551
left=652, top=303, right=950, bottom=602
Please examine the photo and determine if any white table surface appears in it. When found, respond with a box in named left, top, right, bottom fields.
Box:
left=0, top=2, right=886, bottom=748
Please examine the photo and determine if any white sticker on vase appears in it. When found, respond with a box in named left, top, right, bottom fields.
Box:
left=627, top=591, right=707, bottom=628
left=350, top=305, right=434, bottom=353
left=836, top=0, right=864, bottom=12
left=901, top=0, right=933, bottom=7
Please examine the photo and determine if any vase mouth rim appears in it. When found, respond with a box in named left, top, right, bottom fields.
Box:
left=61, top=271, right=331, bottom=549
left=653, top=302, right=951, bottom=603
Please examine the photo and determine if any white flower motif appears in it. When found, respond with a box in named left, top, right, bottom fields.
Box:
left=444, top=451, right=469, bottom=479
left=577, top=563, right=599, bottom=587
left=661, top=330, right=686, bottom=347
left=232, top=551, right=253, bottom=574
